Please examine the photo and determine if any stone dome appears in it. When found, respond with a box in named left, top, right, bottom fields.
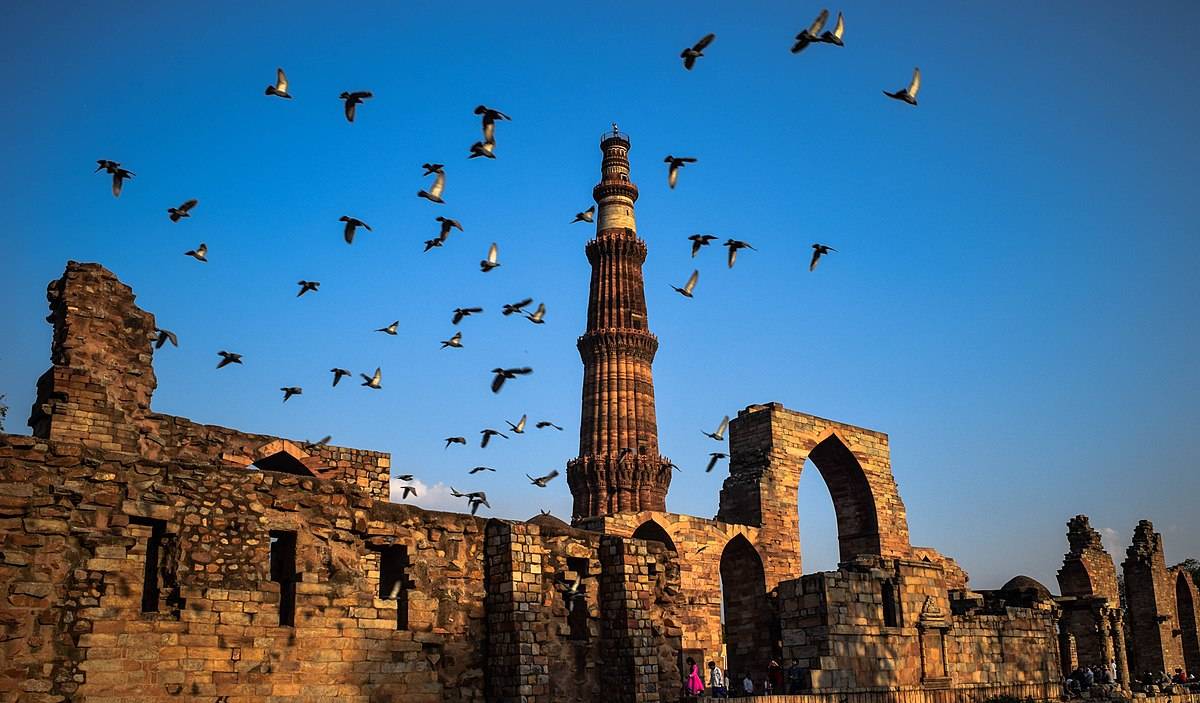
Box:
left=1001, top=575, right=1053, bottom=601
left=525, top=512, right=571, bottom=531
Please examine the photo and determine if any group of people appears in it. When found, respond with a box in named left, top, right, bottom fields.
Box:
left=1063, top=664, right=1117, bottom=697
left=684, top=657, right=808, bottom=698
left=1135, top=668, right=1198, bottom=693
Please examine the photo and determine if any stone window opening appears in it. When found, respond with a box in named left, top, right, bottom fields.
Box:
left=253, top=451, right=316, bottom=477
left=269, top=530, right=298, bottom=627
left=376, top=545, right=413, bottom=630
left=130, top=516, right=175, bottom=614
left=564, top=556, right=591, bottom=641
left=882, top=579, right=902, bottom=627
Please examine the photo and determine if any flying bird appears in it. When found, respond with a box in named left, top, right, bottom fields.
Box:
left=724, top=239, right=756, bottom=268
left=688, top=234, right=718, bottom=257
left=376, top=321, right=399, bottom=335
left=339, top=216, right=372, bottom=244
left=445, top=436, right=467, bottom=448
left=216, top=351, right=243, bottom=369
left=302, top=436, right=332, bottom=451
left=399, top=485, right=418, bottom=499
left=572, top=206, right=595, bottom=224
left=506, top=415, right=527, bottom=434
left=469, top=466, right=496, bottom=474
left=94, top=160, right=134, bottom=197
left=153, top=328, right=178, bottom=349
left=94, top=159, right=120, bottom=173
left=167, top=199, right=199, bottom=222
left=265, top=68, right=292, bottom=98
left=330, top=368, right=352, bottom=386
left=883, top=67, right=921, bottom=106
left=468, top=141, right=496, bottom=159
left=339, top=91, right=373, bottom=122
left=536, top=421, right=563, bottom=431
left=502, top=297, right=533, bottom=316
left=422, top=163, right=444, bottom=176
left=671, top=269, right=699, bottom=298
left=525, top=303, right=546, bottom=324
left=361, top=367, right=382, bottom=389
left=441, top=331, right=463, bottom=349
left=703, top=416, right=730, bottom=441
left=527, top=470, right=560, bottom=487
left=617, top=447, right=634, bottom=465
left=706, top=452, right=729, bottom=473
left=474, top=105, right=511, bottom=144
left=436, top=216, right=463, bottom=240
left=396, top=474, right=414, bottom=481
left=810, top=243, right=837, bottom=270
left=418, top=168, right=446, bottom=203
left=819, top=11, right=845, bottom=46
left=480, top=429, right=508, bottom=448
left=280, top=386, right=303, bottom=402
left=490, top=367, right=532, bottom=393
left=664, top=155, right=697, bottom=189
left=791, top=9, right=829, bottom=53
left=467, top=495, right=489, bottom=516
left=184, top=243, right=208, bottom=262
left=452, top=307, right=484, bottom=325
left=680, top=33, right=716, bottom=70
left=480, top=242, right=500, bottom=272
left=424, top=236, right=446, bottom=252
left=296, top=280, right=320, bottom=297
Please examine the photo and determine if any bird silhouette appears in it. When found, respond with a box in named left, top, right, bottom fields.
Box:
left=818, top=11, right=845, bottom=46
left=445, top=436, right=467, bottom=448
left=167, top=199, right=198, bottom=222
left=703, top=416, right=730, bottom=441
left=339, top=216, right=372, bottom=244
left=791, top=9, right=829, bottom=53
left=527, top=470, right=560, bottom=487
left=664, top=155, right=697, bottom=189
left=883, top=67, right=921, bottom=106
left=436, top=216, right=463, bottom=241
left=361, top=368, right=382, bottom=389
left=480, top=242, right=500, bottom=272
left=671, top=270, right=699, bottom=298
left=572, top=206, right=595, bottom=224
left=339, top=91, right=373, bottom=122
left=474, top=105, right=511, bottom=144
left=810, top=243, right=837, bottom=270
left=422, top=163, right=444, bottom=176
left=296, top=280, right=320, bottom=297
left=330, top=368, right=351, bottom=386
left=396, top=474, right=414, bottom=481
left=706, top=452, right=729, bottom=473
left=467, top=495, right=489, bottom=515
left=302, top=436, right=332, bottom=451
left=153, top=328, right=178, bottom=349
left=506, top=415, right=527, bottom=434
left=469, top=466, right=496, bottom=474
left=617, top=447, right=634, bottom=465
left=680, top=33, right=716, bottom=70
left=400, top=485, right=418, bottom=499
left=536, top=421, right=563, bottom=431
left=452, top=307, right=484, bottom=325
left=502, top=297, right=534, bottom=316
left=184, top=244, right=208, bottom=262
left=724, top=239, right=756, bottom=268
left=280, top=387, right=302, bottom=402
left=265, top=68, right=292, bottom=98
left=688, top=234, right=718, bottom=257
left=468, top=141, right=496, bottom=159
left=216, top=351, right=242, bottom=369
left=376, top=321, right=399, bottom=335
left=418, top=169, right=446, bottom=203
left=525, top=303, right=546, bottom=324
left=441, top=331, right=463, bottom=349
left=480, top=429, right=508, bottom=448
left=490, top=367, right=532, bottom=393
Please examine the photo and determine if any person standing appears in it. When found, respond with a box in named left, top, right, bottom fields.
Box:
left=685, top=657, right=704, bottom=697
left=767, top=660, right=783, bottom=694
left=742, top=672, right=755, bottom=697
left=708, top=661, right=727, bottom=698
left=787, top=659, right=805, bottom=693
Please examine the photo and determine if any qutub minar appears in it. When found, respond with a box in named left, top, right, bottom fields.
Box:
left=0, top=130, right=1197, bottom=701
left=568, top=127, right=673, bottom=519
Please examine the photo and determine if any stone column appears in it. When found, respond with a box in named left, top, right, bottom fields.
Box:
left=1112, top=614, right=1130, bottom=687
left=599, top=535, right=662, bottom=703
left=484, top=521, right=549, bottom=702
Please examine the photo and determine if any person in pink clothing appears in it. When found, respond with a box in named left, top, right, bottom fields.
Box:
left=685, top=656, right=705, bottom=696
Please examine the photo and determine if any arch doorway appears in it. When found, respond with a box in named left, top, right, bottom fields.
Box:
left=720, top=535, right=775, bottom=684
left=632, top=520, right=677, bottom=552
left=1177, top=571, right=1200, bottom=676
left=803, top=433, right=883, bottom=564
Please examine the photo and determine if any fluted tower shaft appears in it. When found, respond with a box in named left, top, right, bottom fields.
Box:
left=568, top=129, right=672, bottom=521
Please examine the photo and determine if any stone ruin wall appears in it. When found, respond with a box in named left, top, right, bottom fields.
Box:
left=1123, top=520, right=1186, bottom=677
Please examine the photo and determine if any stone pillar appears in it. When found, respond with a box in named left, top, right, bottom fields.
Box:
left=28, top=261, right=159, bottom=453
left=1112, top=613, right=1130, bottom=687
left=1121, top=520, right=1184, bottom=677
left=484, top=521, right=549, bottom=702
left=599, top=535, right=662, bottom=703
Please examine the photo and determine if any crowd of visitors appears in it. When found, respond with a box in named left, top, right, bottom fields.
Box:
left=1063, top=664, right=1200, bottom=698
left=683, top=658, right=809, bottom=698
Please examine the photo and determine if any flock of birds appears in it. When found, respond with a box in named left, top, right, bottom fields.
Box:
left=92, top=10, right=920, bottom=518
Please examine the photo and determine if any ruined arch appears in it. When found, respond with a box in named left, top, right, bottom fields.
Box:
left=1176, top=570, right=1200, bottom=676
left=805, top=431, right=883, bottom=564
left=247, top=439, right=331, bottom=478
left=632, top=520, right=677, bottom=552
left=720, top=535, right=775, bottom=684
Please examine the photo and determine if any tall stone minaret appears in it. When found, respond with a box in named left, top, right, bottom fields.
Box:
left=567, top=126, right=672, bottom=521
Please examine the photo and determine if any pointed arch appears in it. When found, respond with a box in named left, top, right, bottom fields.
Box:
left=249, top=439, right=331, bottom=478
left=805, top=431, right=883, bottom=563
left=1176, top=570, right=1200, bottom=676
left=632, top=520, right=677, bottom=552
left=720, top=535, right=775, bottom=684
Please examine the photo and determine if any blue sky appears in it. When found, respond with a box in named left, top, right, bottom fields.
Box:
left=1, top=1, right=1197, bottom=589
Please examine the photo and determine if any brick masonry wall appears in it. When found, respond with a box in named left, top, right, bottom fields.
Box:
left=1122, top=520, right=1184, bottom=676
